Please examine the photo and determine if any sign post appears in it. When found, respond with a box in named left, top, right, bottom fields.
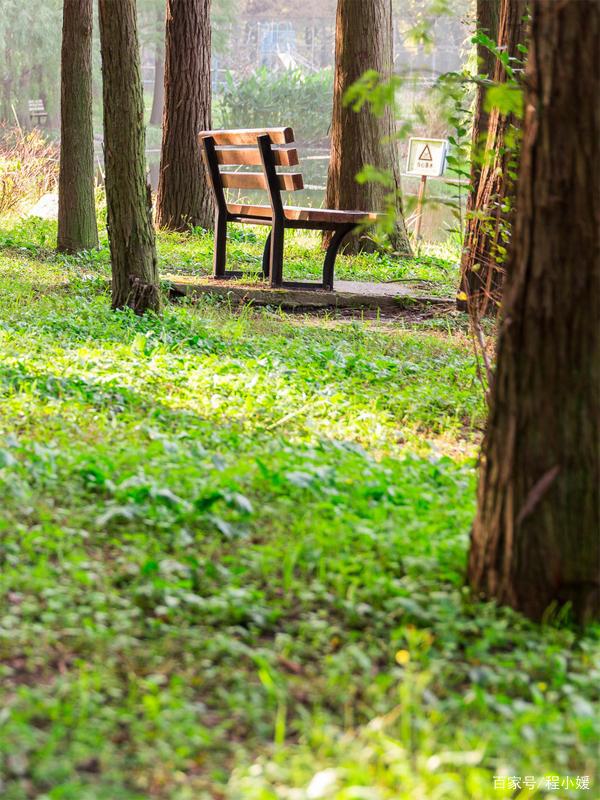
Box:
left=405, top=137, right=448, bottom=239
left=415, top=175, right=428, bottom=239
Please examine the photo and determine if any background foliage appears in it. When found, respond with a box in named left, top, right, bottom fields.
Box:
left=217, top=67, right=333, bottom=145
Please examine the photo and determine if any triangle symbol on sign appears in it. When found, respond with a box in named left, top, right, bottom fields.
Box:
left=418, top=144, right=433, bottom=161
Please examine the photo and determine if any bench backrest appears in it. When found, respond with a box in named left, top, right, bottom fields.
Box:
left=199, top=127, right=304, bottom=216
left=28, top=100, right=46, bottom=113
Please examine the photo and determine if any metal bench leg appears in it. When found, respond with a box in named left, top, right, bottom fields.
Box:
left=269, top=222, right=285, bottom=288
left=213, top=210, right=227, bottom=279
left=323, top=224, right=355, bottom=291
left=262, top=231, right=271, bottom=279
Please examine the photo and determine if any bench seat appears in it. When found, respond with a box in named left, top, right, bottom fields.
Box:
left=227, top=203, right=379, bottom=226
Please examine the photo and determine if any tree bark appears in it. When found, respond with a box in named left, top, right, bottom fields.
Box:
left=468, top=0, right=600, bottom=623
left=325, top=0, right=412, bottom=255
left=462, top=0, right=500, bottom=244
left=149, top=42, right=165, bottom=127
left=458, top=0, right=527, bottom=316
left=57, top=0, right=98, bottom=254
left=156, top=0, right=213, bottom=232
left=2, top=27, right=11, bottom=123
left=98, top=0, right=159, bottom=314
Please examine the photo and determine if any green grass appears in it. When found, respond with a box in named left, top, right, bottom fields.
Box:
left=0, top=214, right=459, bottom=297
left=0, top=218, right=598, bottom=800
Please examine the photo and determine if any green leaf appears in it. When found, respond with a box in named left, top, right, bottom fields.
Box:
left=484, top=83, right=524, bottom=118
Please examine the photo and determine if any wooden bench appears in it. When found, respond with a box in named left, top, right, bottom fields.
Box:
left=199, top=127, right=379, bottom=291
left=28, top=99, right=48, bottom=126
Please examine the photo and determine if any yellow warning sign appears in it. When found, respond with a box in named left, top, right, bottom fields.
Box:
left=418, top=144, right=433, bottom=161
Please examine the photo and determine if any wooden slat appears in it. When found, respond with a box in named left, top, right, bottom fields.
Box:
left=215, top=146, right=299, bottom=166
left=276, top=172, right=304, bottom=191
left=221, top=172, right=304, bottom=191
left=199, top=127, right=294, bottom=145
left=227, top=203, right=274, bottom=218
left=284, top=205, right=377, bottom=223
left=227, top=203, right=378, bottom=224
left=221, top=172, right=267, bottom=190
left=230, top=215, right=273, bottom=226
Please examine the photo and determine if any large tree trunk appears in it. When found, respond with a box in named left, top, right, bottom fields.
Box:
left=57, top=0, right=98, bottom=254
left=155, top=0, right=213, bottom=232
left=468, top=0, right=599, bottom=623
left=458, top=0, right=527, bottom=315
left=325, top=0, right=411, bottom=255
left=149, top=42, right=165, bottom=127
left=98, top=0, right=159, bottom=315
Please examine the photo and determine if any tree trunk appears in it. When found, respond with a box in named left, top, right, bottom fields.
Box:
left=98, top=0, right=159, bottom=314
left=458, top=0, right=527, bottom=315
left=149, top=42, right=165, bottom=127
left=155, top=0, right=213, bottom=232
left=57, top=0, right=98, bottom=254
left=325, top=0, right=412, bottom=255
left=461, top=0, right=500, bottom=252
left=468, top=0, right=600, bottom=623
left=2, top=19, right=14, bottom=123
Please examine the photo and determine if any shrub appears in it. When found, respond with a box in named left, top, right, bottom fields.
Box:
left=216, top=67, right=333, bottom=145
left=0, top=125, right=59, bottom=217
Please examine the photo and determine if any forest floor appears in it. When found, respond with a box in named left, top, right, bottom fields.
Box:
left=0, top=218, right=598, bottom=800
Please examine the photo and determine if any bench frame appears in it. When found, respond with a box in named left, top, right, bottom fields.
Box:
left=200, top=129, right=372, bottom=291
left=28, top=99, right=48, bottom=127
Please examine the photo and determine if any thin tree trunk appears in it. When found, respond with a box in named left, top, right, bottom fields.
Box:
left=149, top=1, right=165, bottom=130
left=98, top=0, right=159, bottom=314
left=57, top=0, right=98, bottom=254
left=325, top=0, right=411, bottom=255
left=3, top=21, right=14, bottom=123
left=461, top=0, right=500, bottom=253
left=156, top=0, right=213, bottom=231
left=468, top=0, right=599, bottom=623
left=458, top=0, right=527, bottom=315
left=149, top=43, right=165, bottom=127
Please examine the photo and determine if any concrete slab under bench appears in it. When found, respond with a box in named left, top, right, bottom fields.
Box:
left=166, top=276, right=452, bottom=314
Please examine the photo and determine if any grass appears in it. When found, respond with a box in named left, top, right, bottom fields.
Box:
left=0, top=213, right=460, bottom=297
left=0, top=217, right=598, bottom=800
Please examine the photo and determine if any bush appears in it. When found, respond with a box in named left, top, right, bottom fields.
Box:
left=216, top=67, right=333, bottom=145
left=0, top=125, right=59, bottom=217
